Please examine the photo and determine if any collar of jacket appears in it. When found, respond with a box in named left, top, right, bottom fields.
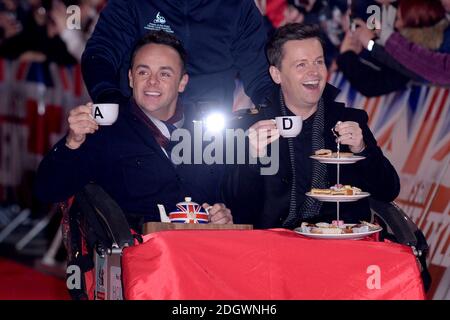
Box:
left=119, top=99, right=189, bottom=162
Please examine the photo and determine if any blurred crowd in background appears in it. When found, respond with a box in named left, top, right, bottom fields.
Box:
left=0, top=0, right=449, bottom=95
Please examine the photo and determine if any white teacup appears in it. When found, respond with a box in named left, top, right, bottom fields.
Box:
left=92, top=103, right=119, bottom=125
left=275, top=116, right=302, bottom=138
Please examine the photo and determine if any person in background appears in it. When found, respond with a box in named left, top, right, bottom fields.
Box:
left=353, top=0, right=450, bottom=85
left=81, top=0, right=273, bottom=119
left=49, top=0, right=104, bottom=62
left=336, top=0, right=448, bottom=95
left=0, top=0, right=26, bottom=45
left=0, top=0, right=77, bottom=65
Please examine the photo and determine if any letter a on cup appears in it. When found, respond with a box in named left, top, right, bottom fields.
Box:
left=283, top=118, right=293, bottom=130
left=94, top=107, right=104, bottom=119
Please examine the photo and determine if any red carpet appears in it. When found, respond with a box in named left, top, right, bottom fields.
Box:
left=0, top=258, right=70, bottom=300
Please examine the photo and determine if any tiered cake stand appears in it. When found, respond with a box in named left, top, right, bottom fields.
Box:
left=307, top=154, right=369, bottom=222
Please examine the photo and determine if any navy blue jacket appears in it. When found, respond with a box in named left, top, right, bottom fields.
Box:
left=35, top=101, right=225, bottom=231
left=223, top=85, right=401, bottom=228
left=82, top=0, right=272, bottom=112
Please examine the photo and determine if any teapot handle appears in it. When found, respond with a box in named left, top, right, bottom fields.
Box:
left=204, top=206, right=213, bottom=222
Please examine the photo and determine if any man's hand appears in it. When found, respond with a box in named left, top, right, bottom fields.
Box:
left=340, top=31, right=363, bottom=55
left=66, top=103, right=99, bottom=149
left=49, top=0, right=68, bottom=34
left=353, top=19, right=377, bottom=48
left=280, top=5, right=304, bottom=26
left=203, top=203, right=233, bottom=225
left=248, top=120, right=280, bottom=158
left=334, top=121, right=366, bottom=153
left=18, top=51, right=46, bottom=63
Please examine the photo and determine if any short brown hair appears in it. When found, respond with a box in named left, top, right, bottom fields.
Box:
left=130, top=30, right=187, bottom=71
left=266, top=23, right=325, bottom=69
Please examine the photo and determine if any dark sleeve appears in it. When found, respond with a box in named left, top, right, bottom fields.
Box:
left=220, top=113, right=266, bottom=224
left=351, top=110, right=400, bottom=202
left=0, top=33, right=27, bottom=59
left=336, top=51, right=410, bottom=97
left=370, top=44, right=422, bottom=81
left=221, top=161, right=264, bottom=224
left=45, top=36, right=77, bottom=65
left=81, top=0, right=139, bottom=103
left=34, top=137, right=100, bottom=203
left=231, top=0, right=273, bottom=106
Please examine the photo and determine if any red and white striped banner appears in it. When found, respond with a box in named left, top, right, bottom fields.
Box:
left=0, top=59, right=90, bottom=199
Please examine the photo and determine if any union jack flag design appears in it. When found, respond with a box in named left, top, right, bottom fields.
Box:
left=329, top=72, right=450, bottom=299
left=169, top=203, right=209, bottom=224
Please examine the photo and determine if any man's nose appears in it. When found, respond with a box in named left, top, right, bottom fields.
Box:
left=147, top=73, right=159, bottom=85
left=307, top=67, right=319, bottom=76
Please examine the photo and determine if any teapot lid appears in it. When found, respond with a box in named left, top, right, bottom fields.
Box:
left=177, top=196, right=198, bottom=206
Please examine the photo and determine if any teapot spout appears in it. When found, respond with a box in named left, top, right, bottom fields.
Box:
left=157, top=204, right=171, bottom=223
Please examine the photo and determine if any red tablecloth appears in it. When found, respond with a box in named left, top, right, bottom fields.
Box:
left=122, top=229, right=425, bottom=300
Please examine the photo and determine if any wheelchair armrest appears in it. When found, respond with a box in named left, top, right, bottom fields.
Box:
left=369, top=198, right=431, bottom=292
left=75, top=183, right=134, bottom=249
left=369, top=198, right=419, bottom=247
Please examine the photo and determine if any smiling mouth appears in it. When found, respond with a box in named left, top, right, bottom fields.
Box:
left=302, top=80, right=320, bottom=90
left=144, top=91, right=161, bottom=97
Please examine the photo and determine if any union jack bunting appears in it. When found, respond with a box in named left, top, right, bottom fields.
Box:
left=329, top=72, right=450, bottom=299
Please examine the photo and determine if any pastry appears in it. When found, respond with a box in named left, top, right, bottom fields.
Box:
left=311, top=188, right=332, bottom=195
left=315, top=149, right=332, bottom=157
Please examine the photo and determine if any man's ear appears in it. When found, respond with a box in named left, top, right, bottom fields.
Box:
left=178, top=73, right=189, bottom=93
left=128, top=69, right=133, bottom=89
left=269, top=66, right=281, bottom=84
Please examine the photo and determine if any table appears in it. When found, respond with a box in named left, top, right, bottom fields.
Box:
left=121, top=229, right=425, bottom=300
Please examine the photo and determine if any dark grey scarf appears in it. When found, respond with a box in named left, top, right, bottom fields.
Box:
left=279, top=90, right=329, bottom=228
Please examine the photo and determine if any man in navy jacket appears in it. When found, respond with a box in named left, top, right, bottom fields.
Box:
left=82, top=0, right=273, bottom=115
left=36, top=31, right=233, bottom=231
left=223, top=24, right=400, bottom=229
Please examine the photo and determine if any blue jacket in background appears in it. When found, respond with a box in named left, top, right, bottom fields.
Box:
left=81, top=0, right=273, bottom=113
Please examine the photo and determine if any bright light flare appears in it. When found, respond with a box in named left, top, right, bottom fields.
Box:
left=205, top=113, right=226, bottom=132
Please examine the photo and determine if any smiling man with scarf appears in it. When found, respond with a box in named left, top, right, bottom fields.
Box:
left=35, top=31, right=232, bottom=231
left=224, top=24, right=400, bottom=229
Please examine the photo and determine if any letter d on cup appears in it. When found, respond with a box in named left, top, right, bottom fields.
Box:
left=282, top=118, right=293, bottom=130
left=275, top=116, right=302, bottom=138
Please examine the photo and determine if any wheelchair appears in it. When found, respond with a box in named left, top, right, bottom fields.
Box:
left=61, top=184, right=431, bottom=300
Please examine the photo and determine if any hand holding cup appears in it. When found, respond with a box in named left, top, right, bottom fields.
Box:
left=275, top=116, right=302, bottom=138
left=66, top=103, right=99, bottom=150
left=248, top=120, right=280, bottom=158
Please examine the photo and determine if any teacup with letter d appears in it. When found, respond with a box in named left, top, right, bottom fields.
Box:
left=275, top=116, right=302, bottom=138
